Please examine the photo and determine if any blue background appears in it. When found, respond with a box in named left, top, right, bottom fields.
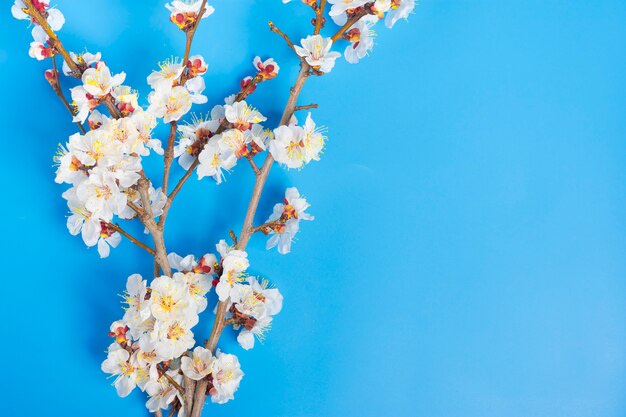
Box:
left=1, top=0, right=626, bottom=416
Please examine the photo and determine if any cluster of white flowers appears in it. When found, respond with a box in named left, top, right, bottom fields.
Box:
left=101, top=252, right=240, bottom=410
left=194, top=99, right=267, bottom=183
left=211, top=239, right=284, bottom=349
left=72, top=60, right=127, bottom=122
left=229, top=277, right=284, bottom=350
left=147, top=56, right=208, bottom=123
left=102, top=238, right=284, bottom=410
left=285, top=0, right=415, bottom=65
left=172, top=56, right=276, bottom=184
left=269, top=112, right=325, bottom=169
left=55, top=105, right=164, bottom=257
left=262, top=187, right=314, bottom=254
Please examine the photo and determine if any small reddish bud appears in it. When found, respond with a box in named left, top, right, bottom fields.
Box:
left=240, top=76, right=258, bottom=96
left=44, top=69, right=59, bottom=88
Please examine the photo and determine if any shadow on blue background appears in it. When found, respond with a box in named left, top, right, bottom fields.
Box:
left=1, top=1, right=626, bottom=416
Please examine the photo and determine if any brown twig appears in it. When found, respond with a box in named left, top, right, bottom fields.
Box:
left=245, top=155, right=261, bottom=175
left=106, top=222, right=155, bottom=255
left=252, top=220, right=280, bottom=233
left=137, top=178, right=172, bottom=276
left=102, top=95, right=122, bottom=119
left=181, top=0, right=209, bottom=67
left=294, top=103, right=318, bottom=112
left=161, top=122, right=178, bottom=196
left=162, top=74, right=265, bottom=221
left=268, top=21, right=297, bottom=52
left=50, top=56, right=87, bottom=134
left=161, top=367, right=185, bottom=397
left=314, top=0, right=328, bottom=34
left=183, top=377, right=196, bottom=416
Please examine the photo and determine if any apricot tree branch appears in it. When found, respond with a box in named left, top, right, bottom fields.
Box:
left=106, top=222, right=155, bottom=256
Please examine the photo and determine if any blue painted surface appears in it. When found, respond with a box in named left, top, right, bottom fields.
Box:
left=1, top=1, right=626, bottom=416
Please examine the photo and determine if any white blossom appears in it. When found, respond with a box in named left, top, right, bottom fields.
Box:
left=122, top=274, right=152, bottom=329
left=197, top=139, right=237, bottom=184
left=63, top=51, right=101, bottom=76
left=148, top=85, right=192, bottom=123
left=152, top=316, right=198, bottom=359
left=101, top=348, right=139, bottom=397
left=328, top=0, right=369, bottom=19
left=176, top=116, right=220, bottom=169
left=82, top=61, right=126, bottom=97
left=265, top=187, right=314, bottom=254
left=253, top=56, right=280, bottom=79
left=187, top=55, right=208, bottom=77
left=181, top=346, right=214, bottom=380
left=224, top=101, right=266, bottom=131
left=75, top=167, right=127, bottom=222
left=216, top=246, right=249, bottom=301
left=386, top=0, right=415, bottom=28
left=344, top=20, right=376, bottom=64
left=12, top=0, right=65, bottom=31
left=269, top=114, right=325, bottom=169
left=294, top=35, right=341, bottom=73
left=147, top=59, right=184, bottom=90
left=209, top=351, right=244, bottom=404
left=70, top=86, right=99, bottom=123
left=149, top=276, right=194, bottom=322
left=145, top=370, right=182, bottom=412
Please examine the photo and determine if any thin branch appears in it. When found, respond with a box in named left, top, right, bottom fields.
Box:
left=102, top=95, right=122, bottom=119
left=137, top=178, right=172, bottom=276
left=245, top=155, right=260, bottom=175
left=294, top=103, right=318, bottom=112
left=314, top=0, right=328, bottom=34
left=229, top=229, right=238, bottom=246
left=163, top=74, right=264, bottom=218
left=50, top=56, right=87, bottom=134
left=162, top=369, right=185, bottom=397
left=252, top=220, right=280, bottom=234
left=106, top=222, right=155, bottom=255
left=161, top=122, right=178, bottom=196
left=180, top=0, right=208, bottom=83
left=268, top=21, right=297, bottom=52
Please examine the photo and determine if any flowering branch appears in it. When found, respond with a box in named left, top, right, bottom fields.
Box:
left=12, top=0, right=416, bottom=416
left=22, top=0, right=80, bottom=75
left=159, top=73, right=264, bottom=226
